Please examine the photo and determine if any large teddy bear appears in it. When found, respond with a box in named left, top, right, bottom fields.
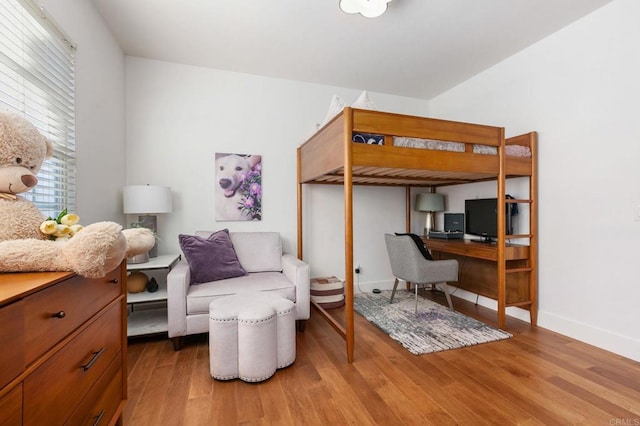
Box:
left=0, top=111, right=155, bottom=278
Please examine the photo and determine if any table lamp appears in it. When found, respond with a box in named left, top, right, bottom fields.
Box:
left=123, top=184, right=172, bottom=259
left=415, top=193, right=444, bottom=236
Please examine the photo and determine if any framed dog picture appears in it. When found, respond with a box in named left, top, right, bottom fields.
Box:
left=215, top=153, right=262, bottom=221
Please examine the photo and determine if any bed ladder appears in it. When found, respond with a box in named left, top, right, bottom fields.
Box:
left=498, top=132, right=538, bottom=328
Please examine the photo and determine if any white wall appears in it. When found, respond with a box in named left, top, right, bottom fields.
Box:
left=41, top=0, right=126, bottom=224
left=430, top=0, right=640, bottom=361
left=125, top=58, right=427, bottom=284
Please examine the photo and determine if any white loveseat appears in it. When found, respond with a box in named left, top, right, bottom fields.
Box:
left=167, top=231, right=310, bottom=350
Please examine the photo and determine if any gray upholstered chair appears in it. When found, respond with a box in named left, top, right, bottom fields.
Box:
left=384, top=233, right=458, bottom=313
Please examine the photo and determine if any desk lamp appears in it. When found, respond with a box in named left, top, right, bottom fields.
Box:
left=123, top=184, right=172, bottom=259
left=415, top=193, right=444, bottom=236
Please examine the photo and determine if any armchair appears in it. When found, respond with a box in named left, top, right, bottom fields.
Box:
left=384, top=233, right=458, bottom=314
left=167, top=231, right=310, bottom=350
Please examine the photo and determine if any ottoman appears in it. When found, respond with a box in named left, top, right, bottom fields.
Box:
left=209, top=292, right=296, bottom=382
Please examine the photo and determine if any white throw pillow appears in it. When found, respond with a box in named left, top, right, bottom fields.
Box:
left=318, top=94, right=345, bottom=129
left=352, top=90, right=376, bottom=110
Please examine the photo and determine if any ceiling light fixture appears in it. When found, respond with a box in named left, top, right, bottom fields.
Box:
left=339, top=0, right=392, bottom=18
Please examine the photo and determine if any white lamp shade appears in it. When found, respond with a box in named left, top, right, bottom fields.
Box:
left=123, top=185, right=173, bottom=214
left=415, top=193, right=444, bottom=212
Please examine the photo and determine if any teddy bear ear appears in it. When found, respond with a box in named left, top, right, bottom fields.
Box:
left=44, top=137, right=54, bottom=159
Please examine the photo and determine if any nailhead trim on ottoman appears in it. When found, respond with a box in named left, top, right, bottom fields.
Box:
left=209, top=292, right=296, bottom=382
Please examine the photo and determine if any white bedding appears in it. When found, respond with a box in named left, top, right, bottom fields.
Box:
left=393, top=137, right=531, bottom=158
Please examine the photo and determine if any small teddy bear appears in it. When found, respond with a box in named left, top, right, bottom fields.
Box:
left=0, top=110, right=155, bottom=278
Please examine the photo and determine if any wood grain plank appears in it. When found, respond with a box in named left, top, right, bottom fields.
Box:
left=159, top=345, right=198, bottom=425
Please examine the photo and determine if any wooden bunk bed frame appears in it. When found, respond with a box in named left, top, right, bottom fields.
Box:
left=297, top=107, right=537, bottom=363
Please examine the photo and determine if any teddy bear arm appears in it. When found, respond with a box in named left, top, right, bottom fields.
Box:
left=0, top=239, right=76, bottom=273
left=0, top=222, right=129, bottom=279
left=64, top=222, right=128, bottom=278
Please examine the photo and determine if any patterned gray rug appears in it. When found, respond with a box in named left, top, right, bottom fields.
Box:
left=354, top=290, right=512, bottom=355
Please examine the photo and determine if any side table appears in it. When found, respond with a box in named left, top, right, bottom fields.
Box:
left=127, top=254, right=181, bottom=337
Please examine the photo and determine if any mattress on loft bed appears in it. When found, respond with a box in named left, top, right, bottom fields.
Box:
left=392, top=136, right=532, bottom=157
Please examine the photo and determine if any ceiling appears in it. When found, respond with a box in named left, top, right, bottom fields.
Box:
left=90, top=0, right=613, bottom=100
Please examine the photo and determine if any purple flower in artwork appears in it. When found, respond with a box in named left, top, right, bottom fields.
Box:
left=250, top=182, right=261, bottom=196
left=237, top=161, right=262, bottom=220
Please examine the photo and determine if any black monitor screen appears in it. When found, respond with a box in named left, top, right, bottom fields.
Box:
left=465, top=198, right=499, bottom=241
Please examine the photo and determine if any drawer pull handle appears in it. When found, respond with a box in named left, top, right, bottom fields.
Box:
left=109, top=278, right=119, bottom=284
left=93, top=409, right=105, bottom=426
left=51, top=311, right=66, bottom=319
left=82, top=347, right=105, bottom=372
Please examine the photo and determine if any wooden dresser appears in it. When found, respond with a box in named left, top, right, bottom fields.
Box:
left=0, top=262, right=127, bottom=425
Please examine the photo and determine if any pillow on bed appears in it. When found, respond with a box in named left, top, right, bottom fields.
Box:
left=505, top=144, right=532, bottom=157
left=318, top=94, right=345, bottom=129
left=179, top=229, right=247, bottom=284
left=352, top=90, right=376, bottom=110
left=395, top=232, right=433, bottom=260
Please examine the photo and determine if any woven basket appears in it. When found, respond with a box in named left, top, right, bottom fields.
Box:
left=310, top=276, right=344, bottom=309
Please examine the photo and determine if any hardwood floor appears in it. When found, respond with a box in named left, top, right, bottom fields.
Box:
left=125, top=292, right=640, bottom=425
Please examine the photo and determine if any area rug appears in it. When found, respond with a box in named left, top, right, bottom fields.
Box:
left=354, top=290, right=512, bottom=355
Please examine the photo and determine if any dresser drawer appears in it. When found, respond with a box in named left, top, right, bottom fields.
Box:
left=23, top=303, right=122, bottom=426
left=24, top=268, right=121, bottom=365
left=0, top=300, right=24, bottom=389
left=66, top=358, right=123, bottom=426
left=0, top=384, right=22, bottom=425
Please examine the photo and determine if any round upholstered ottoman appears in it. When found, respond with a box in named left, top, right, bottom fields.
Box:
left=209, top=292, right=296, bottom=382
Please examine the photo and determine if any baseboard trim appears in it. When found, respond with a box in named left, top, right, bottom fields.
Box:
left=447, top=286, right=532, bottom=322
left=352, top=279, right=395, bottom=294
left=451, top=286, right=639, bottom=362
left=538, top=311, right=640, bottom=363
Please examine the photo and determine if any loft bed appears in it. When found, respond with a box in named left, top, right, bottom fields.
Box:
left=296, top=107, right=538, bottom=363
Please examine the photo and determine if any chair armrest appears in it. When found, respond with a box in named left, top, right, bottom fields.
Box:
left=282, top=254, right=310, bottom=320
left=167, top=259, right=191, bottom=338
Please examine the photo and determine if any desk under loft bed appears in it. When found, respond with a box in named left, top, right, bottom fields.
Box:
left=296, top=107, right=538, bottom=362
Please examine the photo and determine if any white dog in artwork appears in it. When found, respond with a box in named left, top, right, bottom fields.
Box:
left=215, top=154, right=260, bottom=221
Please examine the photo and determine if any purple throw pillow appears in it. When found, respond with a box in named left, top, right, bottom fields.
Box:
left=179, top=230, right=247, bottom=284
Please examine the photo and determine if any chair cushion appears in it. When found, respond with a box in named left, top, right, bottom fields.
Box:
left=186, top=272, right=295, bottom=314
left=179, top=230, right=247, bottom=284
left=229, top=232, right=282, bottom=272
left=395, top=233, right=433, bottom=260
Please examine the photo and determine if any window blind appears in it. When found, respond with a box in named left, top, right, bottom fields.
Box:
left=0, top=0, right=76, bottom=218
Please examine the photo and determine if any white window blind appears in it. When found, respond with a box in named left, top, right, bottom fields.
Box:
left=0, top=0, right=76, bottom=218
